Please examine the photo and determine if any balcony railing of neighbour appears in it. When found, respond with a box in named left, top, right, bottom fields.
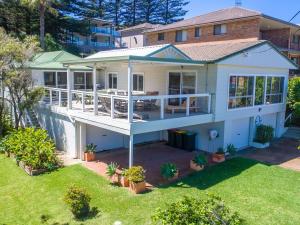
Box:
left=91, top=27, right=121, bottom=36
left=66, top=40, right=114, bottom=48
left=43, top=87, right=211, bottom=122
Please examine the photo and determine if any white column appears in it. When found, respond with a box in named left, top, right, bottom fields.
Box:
left=79, top=122, right=86, bottom=160
left=127, top=61, right=133, bottom=122
left=93, top=65, right=98, bottom=115
left=160, top=97, right=164, bottom=119
left=67, top=67, right=72, bottom=109
left=129, top=134, right=134, bottom=167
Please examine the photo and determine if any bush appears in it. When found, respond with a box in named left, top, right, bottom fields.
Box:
left=160, top=163, right=178, bottom=179
left=85, top=143, right=97, bottom=153
left=2, top=128, right=59, bottom=170
left=254, top=125, right=274, bottom=144
left=106, top=162, right=119, bottom=178
left=64, top=185, right=91, bottom=219
left=126, top=166, right=145, bottom=183
left=152, top=194, right=242, bottom=225
left=288, top=77, right=300, bottom=110
left=226, top=144, right=237, bottom=156
left=192, top=154, right=207, bottom=166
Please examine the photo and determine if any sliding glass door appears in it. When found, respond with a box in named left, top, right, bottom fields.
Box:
left=168, top=71, right=196, bottom=105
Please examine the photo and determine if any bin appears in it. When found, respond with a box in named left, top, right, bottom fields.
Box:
left=175, top=130, right=187, bottom=148
left=183, top=131, right=196, bottom=151
left=167, top=129, right=177, bottom=147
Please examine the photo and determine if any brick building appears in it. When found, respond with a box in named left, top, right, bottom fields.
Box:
left=144, top=7, right=300, bottom=76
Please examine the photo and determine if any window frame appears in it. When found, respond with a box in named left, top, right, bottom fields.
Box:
left=132, top=73, right=144, bottom=92
left=227, top=74, right=286, bottom=111
left=157, top=33, right=165, bottom=41
left=194, top=27, right=201, bottom=38
left=213, top=24, right=227, bottom=35
left=107, top=72, right=118, bottom=89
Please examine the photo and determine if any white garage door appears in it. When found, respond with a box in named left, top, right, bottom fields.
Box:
left=231, top=118, right=250, bottom=149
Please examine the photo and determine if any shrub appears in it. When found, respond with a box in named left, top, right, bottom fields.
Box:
left=160, top=163, right=178, bottom=179
left=254, top=125, right=274, bottom=144
left=152, top=194, right=242, bottom=225
left=192, top=154, right=207, bottom=166
left=126, top=166, right=145, bottom=183
left=85, top=143, right=97, bottom=153
left=64, top=185, right=91, bottom=219
left=288, top=77, right=300, bottom=110
left=226, top=144, right=237, bottom=156
left=106, top=162, right=119, bottom=178
left=2, top=128, right=59, bottom=170
left=217, top=147, right=225, bottom=154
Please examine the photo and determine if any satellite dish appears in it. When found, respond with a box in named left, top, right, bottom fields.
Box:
left=209, top=130, right=218, bottom=140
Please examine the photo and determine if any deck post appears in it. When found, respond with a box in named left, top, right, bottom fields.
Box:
left=129, top=134, right=134, bottom=167
left=67, top=67, right=72, bottom=109
left=127, top=60, right=133, bottom=122
left=82, top=92, right=85, bottom=112
left=49, top=89, right=53, bottom=105
left=186, top=97, right=190, bottom=116
left=207, top=95, right=211, bottom=113
left=58, top=90, right=62, bottom=107
left=160, top=97, right=164, bottom=119
left=93, top=64, right=98, bottom=115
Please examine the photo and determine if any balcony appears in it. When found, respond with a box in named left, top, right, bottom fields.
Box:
left=67, top=40, right=114, bottom=48
left=91, top=27, right=120, bottom=37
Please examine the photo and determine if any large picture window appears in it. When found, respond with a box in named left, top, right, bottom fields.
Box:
left=266, top=77, right=284, bottom=104
left=255, top=76, right=265, bottom=105
left=44, top=72, right=56, bottom=87
left=74, top=72, right=85, bottom=89
left=108, top=73, right=117, bottom=89
left=228, top=76, right=254, bottom=109
left=57, top=72, right=67, bottom=89
left=133, top=74, right=144, bottom=92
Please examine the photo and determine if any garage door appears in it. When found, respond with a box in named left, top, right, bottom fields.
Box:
left=231, top=118, right=250, bottom=149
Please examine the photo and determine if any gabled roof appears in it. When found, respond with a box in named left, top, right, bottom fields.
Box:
left=119, top=23, right=161, bottom=32
left=147, top=7, right=300, bottom=33
left=30, top=51, right=91, bottom=70
left=86, top=44, right=191, bottom=60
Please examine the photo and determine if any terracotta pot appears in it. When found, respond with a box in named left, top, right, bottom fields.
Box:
left=129, top=181, right=146, bottom=194
left=212, top=153, right=225, bottom=163
left=121, top=176, right=129, bottom=187
left=84, top=152, right=95, bottom=162
left=109, top=174, right=121, bottom=184
left=190, top=160, right=204, bottom=171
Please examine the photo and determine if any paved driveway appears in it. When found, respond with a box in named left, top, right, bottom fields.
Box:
left=241, top=138, right=300, bottom=171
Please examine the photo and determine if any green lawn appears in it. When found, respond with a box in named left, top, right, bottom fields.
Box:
left=1, top=155, right=300, bottom=225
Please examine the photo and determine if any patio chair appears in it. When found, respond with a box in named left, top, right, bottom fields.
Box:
left=166, top=97, right=199, bottom=114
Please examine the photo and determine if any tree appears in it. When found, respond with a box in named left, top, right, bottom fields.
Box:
left=105, top=0, right=123, bottom=28
left=140, top=0, right=161, bottom=24
left=0, top=29, right=43, bottom=130
left=288, top=77, right=300, bottom=110
left=158, top=0, right=189, bottom=24
left=122, top=0, right=142, bottom=26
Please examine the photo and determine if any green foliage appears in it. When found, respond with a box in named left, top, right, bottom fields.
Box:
left=226, top=144, right=237, bottom=156
left=106, top=162, right=119, bottom=178
left=2, top=128, right=58, bottom=170
left=44, top=33, right=62, bottom=51
left=217, top=147, right=225, bottom=154
left=126, top=166, right=145, bottom=183
left=254, top=125, right=274, bottom=144
left=192, top=154, right=207, bottom=166
left=85, top=143, right=97, bottom=153
left=64, top=185, right=91, bottom=219
left=152, top=194, right=242, bottom=225
left=295, top=102, right=300, bottom=117
left=288, top=77, right=300, bottom=110
left=160, top=163, right=178, bottom=179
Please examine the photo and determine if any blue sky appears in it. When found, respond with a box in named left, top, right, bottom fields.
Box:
left=185, top=0, right=300, bottom=25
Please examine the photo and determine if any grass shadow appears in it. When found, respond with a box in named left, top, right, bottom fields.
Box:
left=75, top=206, right=101, bottom=222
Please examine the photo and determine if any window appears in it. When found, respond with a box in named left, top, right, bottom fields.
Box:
left=255, top=76, right=265, bottom=105
left=214, top=24, right=227, bottom=35
left=57, top=72, right=67, bottom=89
left=133, top=74, right=144, bottom=91
left=266, top=77, right=284, bottom=104
left=158, top=33, right=165, bottom=41
left=291, top=57, right=299, bottom=65
left=175, top=30, right=187, bottom=42
left=108, top=73, right=117, bottom=89
left=195, top=27, right=201, bottom=38
left=228, top=76, right=254, bottom=109
left=74, top=72, right=85, bottom=89
left=292, top=35, right=299, bottom=44
left=44, top=72, right=56, bottom=87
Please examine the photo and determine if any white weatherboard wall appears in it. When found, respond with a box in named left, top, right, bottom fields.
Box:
left=35, top=105, right=77, bottom=158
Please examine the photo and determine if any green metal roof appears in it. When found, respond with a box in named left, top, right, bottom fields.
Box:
left=29, top=51, right=91, bottom=71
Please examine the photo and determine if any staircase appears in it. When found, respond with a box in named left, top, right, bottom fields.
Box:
left=284, top=127, right=300, bottom=140
left=24, top=108, right=41, bottom=128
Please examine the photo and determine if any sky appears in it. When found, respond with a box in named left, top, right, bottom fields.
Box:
left=185, top=0, right=300, bottom=25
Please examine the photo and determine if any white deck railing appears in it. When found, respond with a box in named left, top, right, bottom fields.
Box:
left=43, top=87, right=211, bottom=122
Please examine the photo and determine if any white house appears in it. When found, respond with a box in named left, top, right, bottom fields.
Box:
left=29, top=39, right=297, bottom=167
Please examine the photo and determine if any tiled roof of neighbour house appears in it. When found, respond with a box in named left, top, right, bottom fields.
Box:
left=176, top=39, right=266, bottom=62
left=29, top=51, right=91, bottom=70
left=120, top=23, right=161, bottom=32
left=147, top=7, right=300, bottom=33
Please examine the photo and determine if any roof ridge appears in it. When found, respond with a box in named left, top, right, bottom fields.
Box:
left=52, top=51, right=65, bottom=62
left=175, top=39, right=264, bottom=48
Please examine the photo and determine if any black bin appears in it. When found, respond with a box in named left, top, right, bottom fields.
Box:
left=183, top=131, right=196, bottom=151
left=167, top=129, right=177, bottom=147
left=175, top=130, right=187, bottom=148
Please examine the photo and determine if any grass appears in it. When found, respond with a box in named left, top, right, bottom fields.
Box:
left=1, top=155, right=300, bottom=225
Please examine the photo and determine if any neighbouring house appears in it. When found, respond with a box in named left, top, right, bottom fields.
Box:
left=24, top=39, right=297, bottom=167
left=144, top=7, right=300, bottom=76
left=115, top=23, right=161, bottom=48
left=64, top=19, right=121, bottom=54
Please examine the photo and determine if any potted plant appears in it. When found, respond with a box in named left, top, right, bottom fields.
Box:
left=212, top=147, right=226, bottom=163
left=84, top=143, right=97, bottom=162
left=127, top=166, right=146, bottom=194
left=251, top=125, right=274, bottom=149
left=120, top=168, right=130, bottom=187
left=160, top=163, right=179, bottom=181
left=226, top=144, right=237, bottom=156
left=106, top=162, right=120, bottom=184
left=190, top=154, right=207, bottom=171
